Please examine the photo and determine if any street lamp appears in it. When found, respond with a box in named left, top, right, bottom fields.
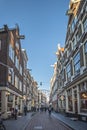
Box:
left=6, top=92, right=10, bottom=96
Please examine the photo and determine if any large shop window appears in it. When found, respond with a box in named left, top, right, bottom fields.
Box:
left=73, top=52, right=80, bottom=75
left=67, top=90, right=73, bottom=111
left=80, top=92, right=87, bottom=112
left=7, top=94, right=13, bottom=111
left=79, top=82, right=87, bottom=113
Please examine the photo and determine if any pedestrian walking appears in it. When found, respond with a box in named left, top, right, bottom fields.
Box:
left=24, top=105, right=27, bottom=116
left=14, top=104, right=18, bottom=120
left=48, top=105, right=52, bottom=116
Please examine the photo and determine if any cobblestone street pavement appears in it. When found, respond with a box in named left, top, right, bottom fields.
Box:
left=25, top=112, right=73, bottom=130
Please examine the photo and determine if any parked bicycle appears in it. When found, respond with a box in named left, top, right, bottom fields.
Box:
left=0, top=112, right=6, bottom=130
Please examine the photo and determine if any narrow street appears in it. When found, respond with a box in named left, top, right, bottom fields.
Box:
left=4, top=111, right=87, bottom=130
left=24, top=112, right=73, bottom=130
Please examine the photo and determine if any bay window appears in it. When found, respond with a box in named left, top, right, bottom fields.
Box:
left=79, top=82, right=87, bottom=113
left=67, top=89, right=73, bottom=111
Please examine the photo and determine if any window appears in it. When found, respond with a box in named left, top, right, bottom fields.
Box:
left=16, top=42, right=19, bottom=50
left=83, top=18, right=87, bottom=33
left=12, top=70, right=14, bottom=85
left=23, top=84, right=26, bottom=94
left=73, top=52, right=80, bottom=75
left=67, top=44, right=71, bottom=56
left=71, top=19, right=75, bottom=32
left=78, top=24, right=82, bottom=40
left=8, top=68, right=14, bottom=85
left=15, top=55, right=19, bottom=69
left=76, top=32, right=79, bottom=42
left=84, top=41, right=87, bottom=66
left=79, top=82, right=87, bottom=92
left=71, top=16, right=77, bottom=33
left=61, top=69, right=64, bottom=80
left=72, top=38, right=76, bottom=50
left=15, top=75, right=19, bottom=89
left=8, top=69, right=12, bottom=83
left=84, top=41, right=87, bottom=53
left=80, top=92, right=87, bottom=112
left=66, top=63, right=71, bottom=81
left=19, top=81, right=22, bottom=91
left=20, top=65, right=22, bottom=75
left=67, top=89, right=73, bottom=111
left=9, top=44, right=14, bottom=62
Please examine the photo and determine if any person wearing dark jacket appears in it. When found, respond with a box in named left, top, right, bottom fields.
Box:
left=24, top=105, right=27, bottom=116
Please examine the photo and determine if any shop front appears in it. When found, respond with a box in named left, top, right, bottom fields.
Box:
left=58, top=93, right=66, bottom=114
left=78, top=82, right=87, bottom=121
left=0, top=89, right=23, bottom=119
left=66, top=82, right=87, bottom=121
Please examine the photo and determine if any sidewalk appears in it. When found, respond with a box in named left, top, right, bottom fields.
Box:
left=52, top=112, right=87, bottom=130
left=3, top=112, right=33, bottom=130
left=3, top=111, right=87, bottom=130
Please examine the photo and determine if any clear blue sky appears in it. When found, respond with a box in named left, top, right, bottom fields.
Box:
left=0, top=0, right=69, bottom=90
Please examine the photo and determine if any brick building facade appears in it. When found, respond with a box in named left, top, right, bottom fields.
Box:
left=50, top=0, right=87, bottom=121
left=0, top=25, right=24, bottom=118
